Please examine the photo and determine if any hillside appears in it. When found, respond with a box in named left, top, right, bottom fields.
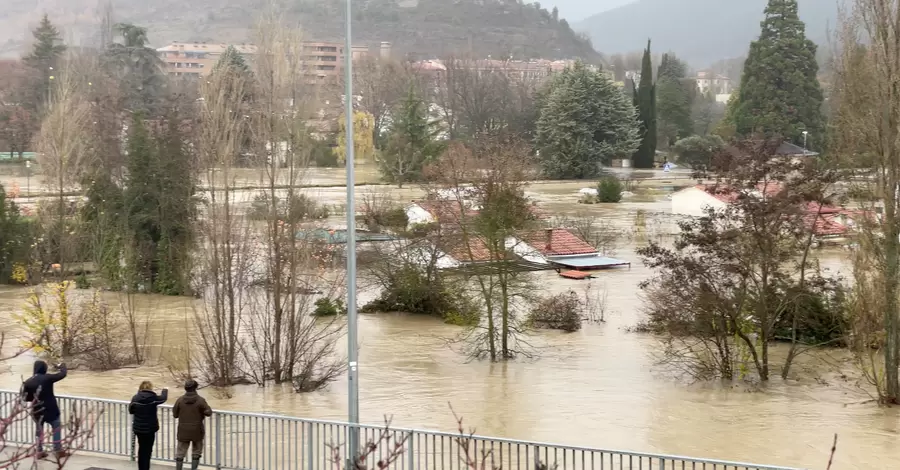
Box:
left=1, top=0, right=601, bottom=61
left=575, top=0, right=839, bottom=66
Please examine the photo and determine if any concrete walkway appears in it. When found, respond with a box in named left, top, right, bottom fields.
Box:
left=20, top=453, right=175, bottom=470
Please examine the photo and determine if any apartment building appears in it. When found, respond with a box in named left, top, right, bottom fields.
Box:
left=156, top=41, right=390, bottom=80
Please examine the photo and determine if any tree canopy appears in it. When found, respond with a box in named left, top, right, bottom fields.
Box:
left=729, top=0, right=824, bottom=149
left=378, top=87, right=444, bottom=186
left=656, top=53, right=694, bottom=148
left=535, top=62, right=640, bottom=179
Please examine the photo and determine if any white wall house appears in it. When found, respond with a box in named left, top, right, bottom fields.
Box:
left=671, top=185, right=729, bottom=217
left=406, top=203, right=436, bottom=227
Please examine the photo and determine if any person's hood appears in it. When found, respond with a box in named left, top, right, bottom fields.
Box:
left=133, top=389, right=159, bottom=405
left=181, top=391, right=199, bottom=405
left=33, top=360, right=47, bottom=375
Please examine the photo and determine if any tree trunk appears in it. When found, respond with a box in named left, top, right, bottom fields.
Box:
left=883, top=204, right=900, bottom=403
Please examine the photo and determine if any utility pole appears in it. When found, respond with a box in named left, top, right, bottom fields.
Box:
left=344, top=0, right=360, bottom=465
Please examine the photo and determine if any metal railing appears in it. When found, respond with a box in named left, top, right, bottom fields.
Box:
left=0, top=390, right=804, bottom=470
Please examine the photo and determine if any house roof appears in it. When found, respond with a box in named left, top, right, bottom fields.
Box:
left=413, top=200, right=479, bottom=224
left=440, top=236, right=496, bottom=263
left=518, top=229, right=598, bottom=257
left=692, top=183, right=784, bottom=204
left=808, top=213, right=849, bottom=237
left=776, top=141, right=819, bottom=157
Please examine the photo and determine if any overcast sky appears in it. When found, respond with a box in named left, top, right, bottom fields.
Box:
left=537, top=0, right=635, bottom=22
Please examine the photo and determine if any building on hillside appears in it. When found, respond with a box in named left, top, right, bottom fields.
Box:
left=695, top=71, right=733, bottom=95
left=411, top=58, right=592, bottom=88
left=155, top=40, right=388, bottom=81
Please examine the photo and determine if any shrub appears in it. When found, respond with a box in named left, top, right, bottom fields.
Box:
left=528, top=290, right=583, bottom=332
left=249, top=193, right=329, bottom=223
left=673, top=135, right=725, bottom=169
left=312, top=297, right=347, bottom=317
left=596, top=176, right=623, bottom=203
left=361, top=266, right=478, bottom=324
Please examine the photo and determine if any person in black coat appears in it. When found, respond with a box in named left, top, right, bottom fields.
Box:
left=21, top=360, right=68, bottom=459
left=129, top=381, right=168, bottom=470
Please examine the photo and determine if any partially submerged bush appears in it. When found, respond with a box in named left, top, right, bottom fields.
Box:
left=596, top=176, right=623, bottom=203
left=362, top=266, right=478, bottom=325
left=528, top=290, right=582, bottom=332
left=312, top=297, right=347, bottom=317
left=248, top=193, right=329, bottom=223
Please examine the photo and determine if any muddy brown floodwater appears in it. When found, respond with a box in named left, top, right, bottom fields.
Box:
left=0, top=176, right=896, bottom=469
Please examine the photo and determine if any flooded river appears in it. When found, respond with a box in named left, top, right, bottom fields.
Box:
left=0, top=169, right=896, bottom=469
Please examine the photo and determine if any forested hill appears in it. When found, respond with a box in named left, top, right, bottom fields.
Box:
left=1, top=0, right=601, bottom=61
left=575, top=0, right=839, bottom=66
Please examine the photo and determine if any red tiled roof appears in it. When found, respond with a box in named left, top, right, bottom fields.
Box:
left=440, top=236, right=496, bottom=263
left=695, top=183, right=784, bottom=204
left=519, top=229, right=598, bottom=257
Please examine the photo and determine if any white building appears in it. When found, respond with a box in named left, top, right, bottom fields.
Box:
left=695, top=71, right=733, bottom=95
left=671, top=185, right=730, bottom=217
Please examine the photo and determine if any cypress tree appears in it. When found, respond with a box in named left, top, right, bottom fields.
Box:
left=729, top=0, right=824, bottom=149
left=632, top=40, right=657, bottom=169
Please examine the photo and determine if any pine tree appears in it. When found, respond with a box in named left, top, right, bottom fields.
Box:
left=535, top=62, right=640, bottom=179
left=632, top=40, right=657, bottom=169
left=378, top=87, right=443, bottom=187
left=729, top=0, right=824, bottom=149
left=214, top=46, right=251, bottom=75
left=656, top=53, right=694, bottom=148
left=104, top=23, right=165, bottom=112
left=23, top=15, right=66, bottom=109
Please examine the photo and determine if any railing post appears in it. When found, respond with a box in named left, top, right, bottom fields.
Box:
left=306, top=422, right=314, bottom=470
left=214, top=414, right=222, bottom=470
left=658, top=457, right=665, bottom=470
left=407, top=431, right=414, bottom=470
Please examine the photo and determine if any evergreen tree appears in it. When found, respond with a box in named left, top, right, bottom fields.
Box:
left=104, top=23, right=166, bottom=112
left=378, top=87, right=444, bottom=187
left=632, top=40, right=657, bottom=168
left=535, top=62, right=640, bottom=179
left=153, top=110, right=195, bottom=295
left=123, top=114, right=160, bottom=289
left=214, top=46, right=251, bottom=75
left=23, top=15, right=66, bottom=109
left=729, top=0, right=824, bottom=148
left=656, top=53, right=694, bottom=148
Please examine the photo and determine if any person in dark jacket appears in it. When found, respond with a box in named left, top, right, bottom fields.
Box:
left=172, top=379, right=212, bottom=470
left=129, top=381, right=168, bottom=470
left=21, top=360, right=68, bottom=459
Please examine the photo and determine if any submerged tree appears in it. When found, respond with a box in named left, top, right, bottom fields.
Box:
left=638, top=139, right=843, bottom=381
left=535, top=62, right=640, bottom=179
left=729, top=0, right=824, bottom=148
left=831, top=0, right=900, bottom=403
left=428, top=135, right=539, bottom=360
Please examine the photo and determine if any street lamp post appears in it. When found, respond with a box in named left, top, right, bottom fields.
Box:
left=344, top=0, right=360, bottom=464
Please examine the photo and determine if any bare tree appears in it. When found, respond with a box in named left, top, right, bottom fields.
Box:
left=35, top=55, right=92, bottom=278
left=190, top=52, right=254, bottom=386
left=638, top=140, right=844, bottom=381
left=831, top=0, right=900, bottom=403
left=238, top=11, right=346, bottom=391
left=427, top=135, right=539, bottom=360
